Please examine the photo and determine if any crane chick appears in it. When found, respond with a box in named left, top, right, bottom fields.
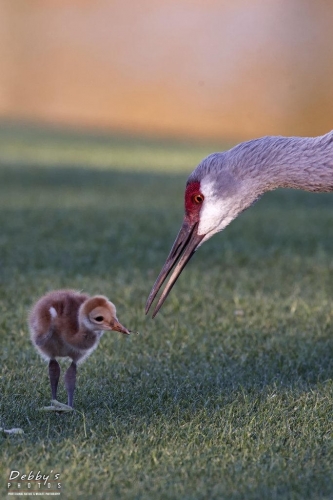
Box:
left=29, top=290, right=132, bottom=411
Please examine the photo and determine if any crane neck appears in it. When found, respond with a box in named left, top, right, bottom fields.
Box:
left=229, top=132, right=333, bottom=194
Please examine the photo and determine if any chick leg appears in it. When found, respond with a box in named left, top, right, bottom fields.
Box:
left=41, top=360, right=72, bottom=412
left=64, top=361, right=77, bottom=408
left=48, top=359, right=60, bottom=400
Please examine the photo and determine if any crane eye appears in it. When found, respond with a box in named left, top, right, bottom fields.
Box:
left=94, top=316, right=104, bottom=322
left=192, top=193, right=204, bottom=204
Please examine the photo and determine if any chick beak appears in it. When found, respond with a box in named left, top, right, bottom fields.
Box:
left=111, top=319, right=131, bottom=335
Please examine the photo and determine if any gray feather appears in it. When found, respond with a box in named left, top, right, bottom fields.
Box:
left=189, top=131, right=333, bottom=196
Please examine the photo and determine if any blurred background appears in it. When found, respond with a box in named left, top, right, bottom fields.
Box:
left=1, top=0, right=333, bottom=142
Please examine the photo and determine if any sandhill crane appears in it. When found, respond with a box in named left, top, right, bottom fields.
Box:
left=29, top=290, right=132, bottom=410
left=146, top=132, right=333, bottom=317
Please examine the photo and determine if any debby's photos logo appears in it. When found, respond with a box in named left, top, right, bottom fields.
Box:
left=7, top=470, right=62, bottom=496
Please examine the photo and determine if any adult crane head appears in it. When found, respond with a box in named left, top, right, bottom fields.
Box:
left=145, top=131, right=333, bottom=317
left=145, top=147, right=262, bottom=318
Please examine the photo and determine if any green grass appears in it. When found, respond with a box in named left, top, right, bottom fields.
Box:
left=0, top=122, right=333, bottom=499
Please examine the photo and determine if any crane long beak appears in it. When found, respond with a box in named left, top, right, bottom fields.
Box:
left=145, top=219, right=205, bottom=318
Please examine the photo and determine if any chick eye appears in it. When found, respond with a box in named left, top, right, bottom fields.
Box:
left=94, top=316, right=104, bottom=322
left=192, top=193, right=204, bottom=204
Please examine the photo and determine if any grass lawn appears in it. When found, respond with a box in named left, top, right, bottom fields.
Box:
left=0, top=122, right=333, bottom=499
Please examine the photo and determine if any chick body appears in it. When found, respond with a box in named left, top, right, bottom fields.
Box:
left=29, top=289, right=130, bottom=408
